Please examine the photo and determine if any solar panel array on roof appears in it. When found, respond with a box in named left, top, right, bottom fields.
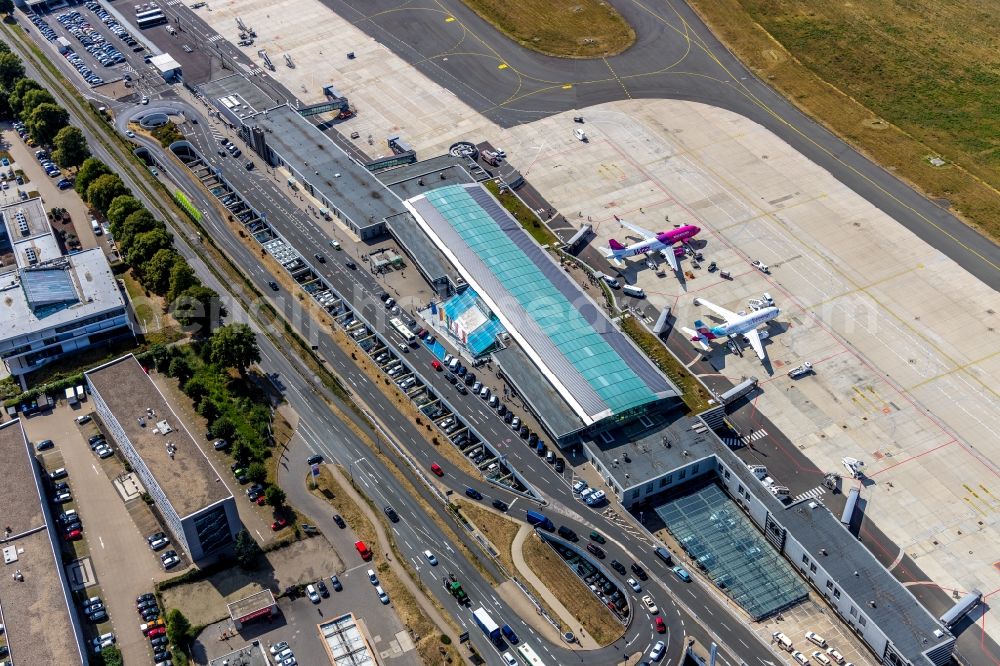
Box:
left=411, top=184, right=677, bottom=424
left=21, top=265, right=79, bottom=313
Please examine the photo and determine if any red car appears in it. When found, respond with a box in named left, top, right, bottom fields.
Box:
left=64, top=528, right=82, bottom=541
left=255, top=495, right=267, bottom=506
left=430, top=463, right=444, bottom=477
left=431, top=360, right=442, bottom=371
left=654, top=616, right=666, bottom=634
left=271, top=518, right=288, bottom=531
left=147, top=626, right=166, bottom=638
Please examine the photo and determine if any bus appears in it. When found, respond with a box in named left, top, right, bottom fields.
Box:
left=516, top=644, right=546, bottom=666
left=136, top=12, right=166, bottom=29
left=389, top=317, right=416, bottom=346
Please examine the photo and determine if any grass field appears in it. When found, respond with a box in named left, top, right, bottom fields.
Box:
left=460, top=0, right=634, bottom=58
left=484, top=179, right=560, bottom=246
left=521, top=533, right=624, bottom=645
left=620, top=316, right=712, bottom=414
left=689, top=0, right=1000, bottom=241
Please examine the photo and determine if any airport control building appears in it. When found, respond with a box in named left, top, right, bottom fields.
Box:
left=86, top=354, right=241, bottom=561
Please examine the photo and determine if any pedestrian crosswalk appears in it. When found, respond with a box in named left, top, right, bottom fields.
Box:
left=248, top=66, right=264, bottom=75
left=207, top=34, right=224, bottom=43
left=722, top=428, right=767, bottom=449
left=793, top=485, right=827, bottom=503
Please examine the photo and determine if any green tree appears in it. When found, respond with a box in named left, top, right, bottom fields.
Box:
left=210, top=414, right=235, bottom=441
left=233, top=529, right=262, bottom=570
left=166, top=261, right=198, bottom=304
left=0, top=0, right=15, bottom=16
left=86, top=173, right=130, bottom=213
left=0, top=52, right=24, bottom=90
left=165, top=608, right=192, bottom=652
left=173, top=285, right=222, bottom=336
left=210, top=323, right=260, bottom=374
left=140, top=248, right=181, bottom=295
left=74, top=158, right=112, bottom=196
left=149, top=343, right=171, bottom=373
left=265, top=485, right=287, bottom=508
left=20, top=88, right=55, bottom=118
left=126, top=228, right=172, bottom=267
left=52, top=126, right=90, bottom=169
left=117, top=209, right=159, bottom=254
left=95, top=645, right=123, bottom=666
left=107, top=195, right=144, bottom=233
left=25, top=102, right=69, bottom=146
left=167, top=356, right=192, bottom=382
left=247, top=461, right=267, bottom=484
left=8, top=78, right=43, bottom=116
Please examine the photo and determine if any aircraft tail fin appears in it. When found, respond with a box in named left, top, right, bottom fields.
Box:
left=609, top=239, right=626, bottom=251
left=693, top=320, right=716, bottom=339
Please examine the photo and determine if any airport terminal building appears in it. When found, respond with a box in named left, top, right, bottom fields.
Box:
left=86, top=354, right=241, bottom=561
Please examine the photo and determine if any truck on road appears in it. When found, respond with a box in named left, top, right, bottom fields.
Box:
left=472, top=606, right=501, bottom=644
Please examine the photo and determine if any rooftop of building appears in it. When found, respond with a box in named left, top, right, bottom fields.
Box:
left=1, top=197, right=61, bottom=275
left=778, top=484, right=952, bottom=660
left=199, top=74, right=275, bottom=118
left=227, top=589, right=276, bottom=621
left=375, top=154, right=475, bottom=201
left=0, top=420, right=84, bottom=666
left=150, top=53, right=181, bottom=73
left=243, top=104, right=405, bottom=230
left=493, top=344, right=586, bottom=439
left=208, top=642, right=270, bottom=666
left=588, top=407, right=715, bottom=486
left=384, top=212, right=464, bottom=288
left=319, top=613, right=376, bottom=666
left=406, top=183, right=679, bottom=426
left=0, top=248, right=127, bottom=342
left=85, top=354, right=232, bottom=518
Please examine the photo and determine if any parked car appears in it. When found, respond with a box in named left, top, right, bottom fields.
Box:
left=330, top=575, right=342, bottom=591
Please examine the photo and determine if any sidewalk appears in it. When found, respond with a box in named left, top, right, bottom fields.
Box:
left=510, top=524, right=601, bottom=650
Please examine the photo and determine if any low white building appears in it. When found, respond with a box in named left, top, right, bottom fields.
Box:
left=149, top=53, right=181, bottom=81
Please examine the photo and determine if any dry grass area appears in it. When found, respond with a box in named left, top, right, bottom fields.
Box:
left=461, top=0, right=635, bottom=58
left=311, top=467, right=462, bottom=664
left=689, top=0, right=1000, bottom=242
left=522, top=533, right=624, bottom=646
left=456, top=500, right=521, bottom=575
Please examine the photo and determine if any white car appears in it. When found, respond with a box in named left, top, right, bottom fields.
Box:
left=161, top=554, right=180, bottom=569
left=368, top=569, right=379, bottom=585
left=792, top=652, right=810, bottom=666
left=502, top=652, right=518, bottom=666
left=641, top=595, right=658, bottom=614
left=125, top=130, right=135, bottom=138
left=269, top=642, right=289, bottom=655
left=424, top=550, right=438, bottom=566
left=141, top=96, right=149, bottom=104
left=149, top=537, right=169, bottom=551
left=649, top=640, right=665, bottom=661
left=825, top=648, right=845, bottom=664
left=572, top=479, right=588, bottom=494
left=627, top=578, right=641, bottom=593
left=276, top=648, right=293, bottom=661
left=375, top=585, right=389, bottom=604
left=811, top=651, right=833, bottom=666
left=307, top=584, right=320, bottom=603
left=805, top=631, right=827, bottom=648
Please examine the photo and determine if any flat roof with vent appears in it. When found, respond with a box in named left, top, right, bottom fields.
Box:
left=242, top=104, right=405, bottom=232
left=0, top=248, right=126, bottom=340
left=227, top=589, right=276, bottom=623
left=0, top=420, right=86, bottom=666
left=1, top=197, right=61, bottom=274
left=85, top=355, right=232, bottom=517
left=208, top=643, right=270, bottom=666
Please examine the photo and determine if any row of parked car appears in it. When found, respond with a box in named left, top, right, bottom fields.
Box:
left=57, top=9, right=126, bottom=68
left=268, top=640, right=297, bottom=666
left=85, top=1, right=144, bottom=52
left=136, top=592, right=174, bottom=665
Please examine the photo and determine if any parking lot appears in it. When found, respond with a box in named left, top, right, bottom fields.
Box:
left=25, top=7, right=128, bottom=88
left=23, top=403, right=184, bottom=666
left=193, top=564, right=420, bottom=666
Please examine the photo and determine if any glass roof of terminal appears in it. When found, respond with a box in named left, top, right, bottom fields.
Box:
left=424, top=185, right=657, bottom=414
left=656, top=483, right=808, bottom=620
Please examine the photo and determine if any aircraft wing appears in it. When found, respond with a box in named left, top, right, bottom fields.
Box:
left=616, top=217, right=656, bottom=241
left=696, top=299, right=738, bottom=322
left=660, top=247, right=679, bottom=272
left=743, top=328, right=766, bottom=360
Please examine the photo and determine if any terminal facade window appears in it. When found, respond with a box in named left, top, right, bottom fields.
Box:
left=193, top=504, right=233, bottom=556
